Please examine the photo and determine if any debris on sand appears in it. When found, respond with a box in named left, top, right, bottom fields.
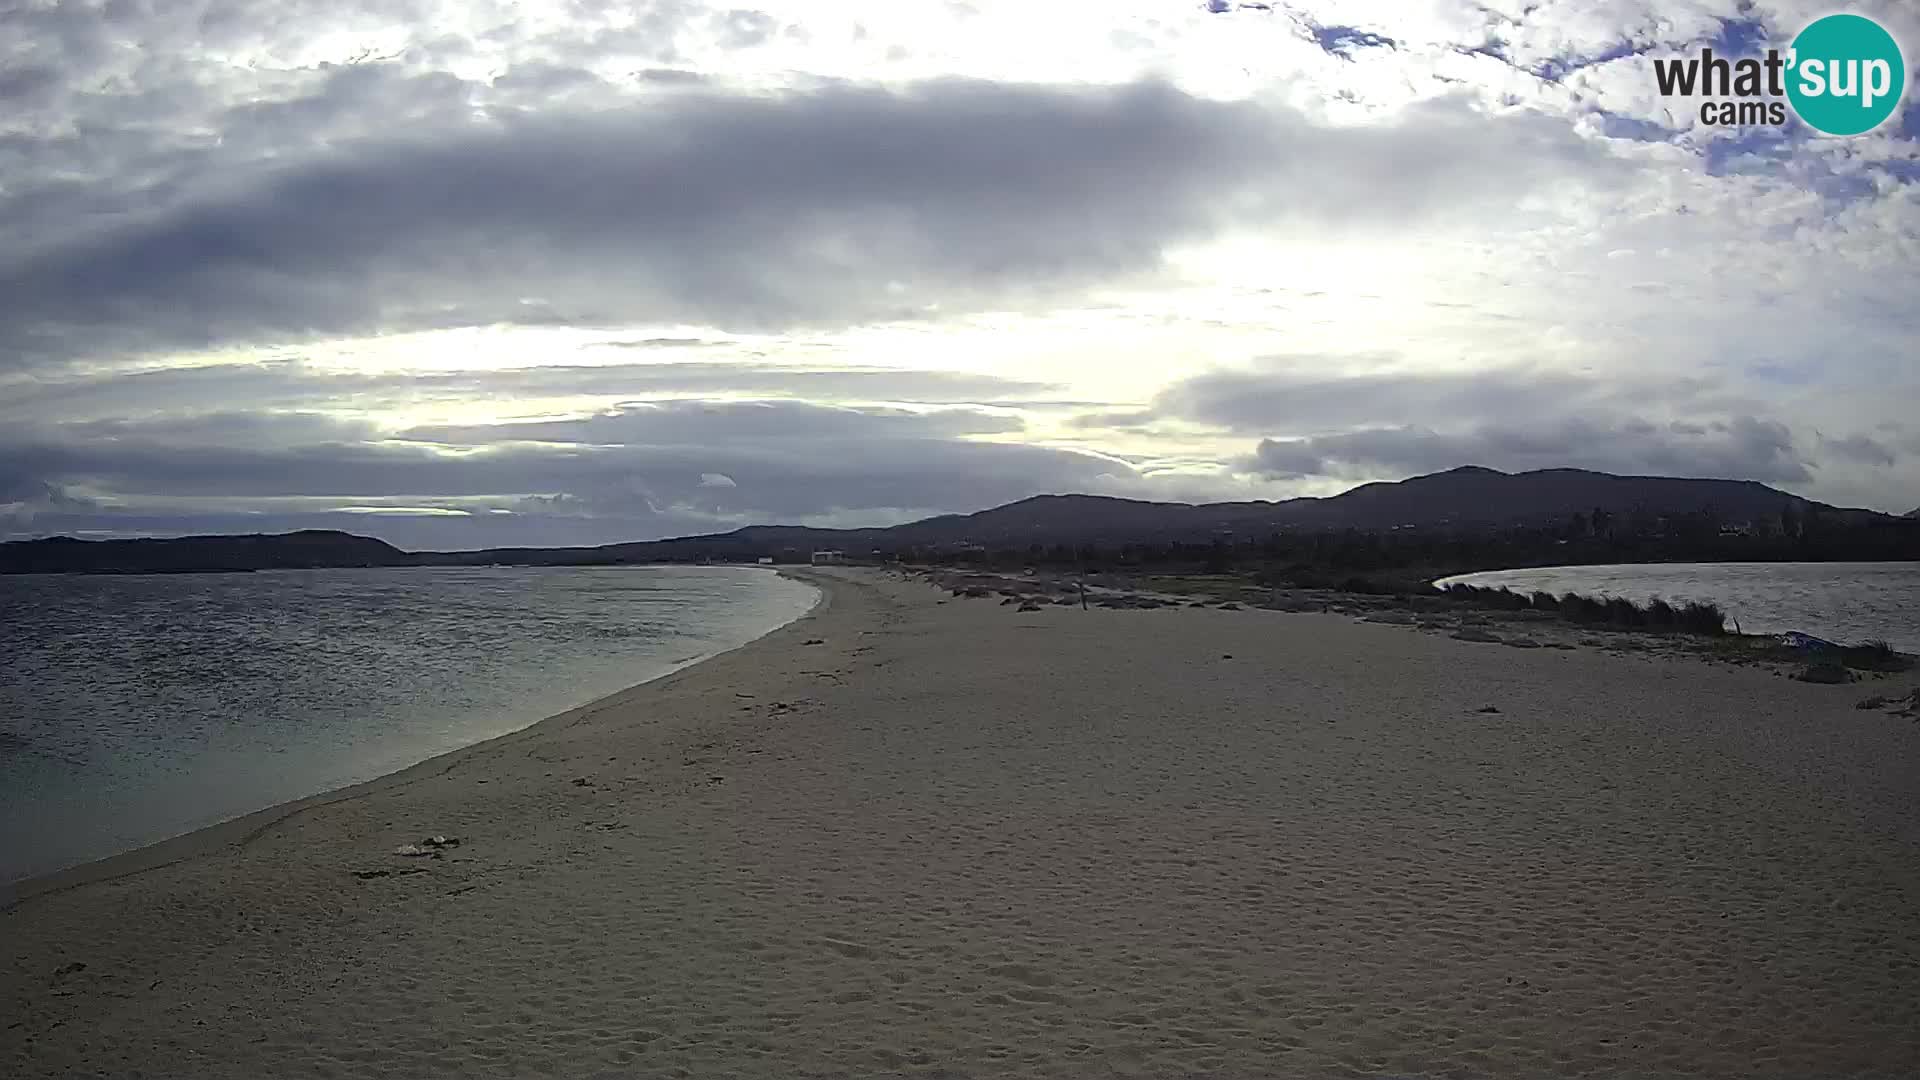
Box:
left=1795, top=661, right=1853, bottom=684
left=352, top=867, right=431, bottom=880
left=393, top=835, right=462, bottom=858
left=1864, top=689, right=1920, bottom=716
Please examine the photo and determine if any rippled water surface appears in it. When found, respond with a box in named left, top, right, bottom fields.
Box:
left=1435, top=562, right=1919, bottom=652
left=0, top=566, right=817, bottom=883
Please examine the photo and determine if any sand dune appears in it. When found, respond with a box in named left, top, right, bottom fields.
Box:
left=6, top=567, right=1919, bottom=1078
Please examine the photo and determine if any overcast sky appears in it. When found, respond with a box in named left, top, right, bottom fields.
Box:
left=3, top=0, right=1917, bottom=547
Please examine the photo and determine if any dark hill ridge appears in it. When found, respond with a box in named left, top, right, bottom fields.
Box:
left=0, top=530, right=405, bottom=574
left=770, top=465, right=1857, bottom=549
left=1282, top=465, right=1827, bottom=532
left=4, top=467, right=1909, bottom=573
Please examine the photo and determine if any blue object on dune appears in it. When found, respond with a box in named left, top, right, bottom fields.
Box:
left=1780, top=631, right=1841, bottom=650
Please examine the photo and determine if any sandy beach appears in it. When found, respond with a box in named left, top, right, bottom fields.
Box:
left=5, top=566, right=1919, bottom=1079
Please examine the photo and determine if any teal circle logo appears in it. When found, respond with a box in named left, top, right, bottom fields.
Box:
left=1786, top=14, right=1906, bottom=135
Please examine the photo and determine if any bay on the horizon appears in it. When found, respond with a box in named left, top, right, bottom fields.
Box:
left=0, top=565, right=818, bottom=884
left=1434, top=561, right=1920, bottom=652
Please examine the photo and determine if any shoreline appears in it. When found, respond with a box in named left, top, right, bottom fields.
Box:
left=922, top=564, right=1918, bottom=677
left=0, top=568, right=828, bottom=909
left=1432, top=560, right=1920, bottom=652
left=8, top=566, right=1918, bottom=1078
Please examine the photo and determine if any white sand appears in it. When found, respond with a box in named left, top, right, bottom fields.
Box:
left=5, top=567, right=1919, bottom=1078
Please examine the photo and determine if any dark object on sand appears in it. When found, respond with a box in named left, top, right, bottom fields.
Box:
left=394, top=835, right=462, bottom=858
left=1795, top=661, right=1852, bottom=684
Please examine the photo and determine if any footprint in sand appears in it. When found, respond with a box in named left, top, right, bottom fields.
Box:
left=819, top=936, right=876, bottom=960
left=986, top=963, right=1056, bottom=987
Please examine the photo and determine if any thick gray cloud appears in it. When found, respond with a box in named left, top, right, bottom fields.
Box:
left=54, top=411, right=380, bottom=448
left=0, top=399, right=1129, bottom=545
left=1245, top=415, right=1813, bottom=484
left=402, top=400, right=1024, bottom=444
left=1146, top=362, right=1741, bottom=434
left=0, top=360, right=1060, bottom=424
left=1149, top=363, right=1890, bottom=491
left=1156, top=366, right=1580, bottom=432
left=6, top=1, right=1912, bottom=538
left=1, top=75, right=1620, bottom=371
left=1818, top=432, right=1899, bottom=468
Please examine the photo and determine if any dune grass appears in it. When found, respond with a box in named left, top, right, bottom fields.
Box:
left=1435, top=583, right=1729, bottom=635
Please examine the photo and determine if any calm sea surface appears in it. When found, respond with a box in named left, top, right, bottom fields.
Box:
left=1434, top=562, right=1919, bottom=652
left=0, top=566, right=817, bottom=883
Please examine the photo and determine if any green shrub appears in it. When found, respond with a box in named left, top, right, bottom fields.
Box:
left=1563, top=594, right=1607, bottom=623
left=1834, top=639, right=1910, bottom=672
left=1604, top=596, right=1644, bottom=627
left=1434, top=584, right=1726, bottom=636
left=1677, top=602, right=1727, bottom=635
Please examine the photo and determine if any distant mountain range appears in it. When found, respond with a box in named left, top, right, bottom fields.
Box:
left=473, top=466, right=1893, bottom=564
left=3, top=466, right=1910, bottom=574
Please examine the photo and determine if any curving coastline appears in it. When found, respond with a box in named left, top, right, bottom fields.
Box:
left=0, top=570, right=826, bottom=908
left=6, top=567, right=1918, bottom=1078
